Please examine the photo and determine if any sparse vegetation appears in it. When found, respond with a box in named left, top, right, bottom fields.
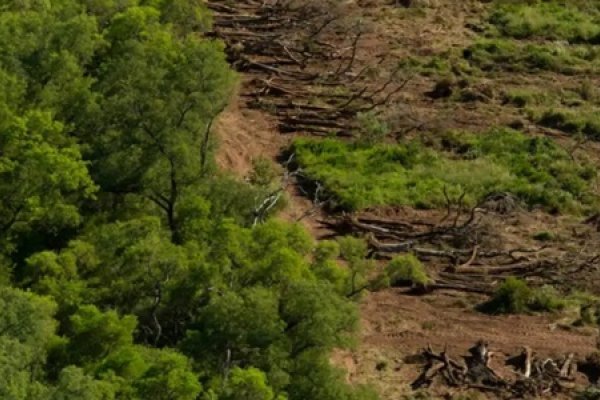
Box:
left=577, top=387, right=600, bottom=400
left=503, top=88, right=553, bottom=108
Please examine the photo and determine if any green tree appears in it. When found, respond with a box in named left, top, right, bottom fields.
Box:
left=182, top=287, right=285, bottom=375
left=288, top=351, right=378, bottom=400
left=0, top=2, right=377, bottom=400
left=338, top=237, right=377, bottom=297
left=89, top=7, right=235, bottom=241
left=51, top=367, right=116, bottom=400
left=98, top=346, right=201, bottom=400
left=0, top=337, right=49, bottom=400
left=0, top=109, right=96, bottom=251
left=64, top=305, right=136, bottom=366
left=281, top=282, right=358, bottom=358
left=311, top=240, right=349, bottom=294
left=0, top=287, right=60, bottom=399
left=0, top=286, right=58, bottom=348
left=224, top=367, right=276, bottom=400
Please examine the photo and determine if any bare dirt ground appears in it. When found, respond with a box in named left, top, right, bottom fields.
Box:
left=335, top=290, right=597, bottom=399
left=215, top=88, right=285, bottom=176
left=361, top=289, right=596, bottom=358
left=212, top=0, right=600, bottom=397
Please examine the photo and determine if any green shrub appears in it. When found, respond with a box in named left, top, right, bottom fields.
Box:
left=385, top=254, right=431, bottom=287
left=357, top=112, right=390, bottom=146
left=481, top=277, right=534, bottom=314
left=532, top=231, right=554, bottom=241
left=503, top=88, right=553, bottom=108
left=570, top=292, right=600, bottom=325
left=480, top=278, right=566, bottom=314
left=248, top=157, right=280, bottom=187
left=530, top=285, right=567, bottom=312
left=538, top=109, right=584, bottom=133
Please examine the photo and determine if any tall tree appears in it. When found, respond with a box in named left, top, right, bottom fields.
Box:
left=89, top=6, right=235, bottom=242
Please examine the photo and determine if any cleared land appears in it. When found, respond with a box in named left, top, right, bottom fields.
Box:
left=213, top=0, right=600, bottom=398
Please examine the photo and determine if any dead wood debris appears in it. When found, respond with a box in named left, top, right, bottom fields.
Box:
left=412, top=341, right=581, bottom=398
left=322, top=191, right=600, bottom=294
left=207, top=0, right=418, bottom=137
left=324, top=195, right=547, bottom=294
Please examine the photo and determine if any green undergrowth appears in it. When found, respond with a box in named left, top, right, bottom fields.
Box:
left=385, top=254, right=431, bottom=288
left=468, top=2, right=600, bottom=74
left=398, top=1, right=600, bottom=85
left=533, top=108, right=600, bottom=140
left=465, top=39, right=600, bottom=75
left=489, top=1, right=600, bottom=43
left=292, top=128, right=597, bottom=213
left=504, top=82, right=598, bottom=109
left=503, top=88, right=556, bottom=108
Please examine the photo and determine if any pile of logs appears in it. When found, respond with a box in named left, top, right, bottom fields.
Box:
left=323, top=193, right=561, bottom=294
left=412, top=341, right=580, bottom=398
left=323, top=192, right=600, bottom=294
left=207, top=0, right=413, bottom=137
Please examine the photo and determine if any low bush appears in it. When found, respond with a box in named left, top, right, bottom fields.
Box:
left=577, top=387, right=600, bottom=400
left=480, top=278, right=566, bottom=314
left=532, top=231, right=554, bottom=241
left=480, top=277, right=534, bottom=314
left=385, top=254, right=431, bottom=287
left=480, top=279, right=600, bottom=317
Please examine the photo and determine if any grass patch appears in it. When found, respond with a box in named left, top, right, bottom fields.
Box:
left=535, top=108, right=600, bottom=140
left=292, top=128, right=597, bottom=213
left=465, top=39, right=600, bottom=75
left=489, top=1, right=600, bottom=43
left=503, top=88, right=555, bottom=108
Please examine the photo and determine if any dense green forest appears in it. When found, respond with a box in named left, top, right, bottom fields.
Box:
left=0, top=1, right=379, bottom=399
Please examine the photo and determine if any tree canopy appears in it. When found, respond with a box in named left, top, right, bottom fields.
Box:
left=0, top=1, right=377, bottom=399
